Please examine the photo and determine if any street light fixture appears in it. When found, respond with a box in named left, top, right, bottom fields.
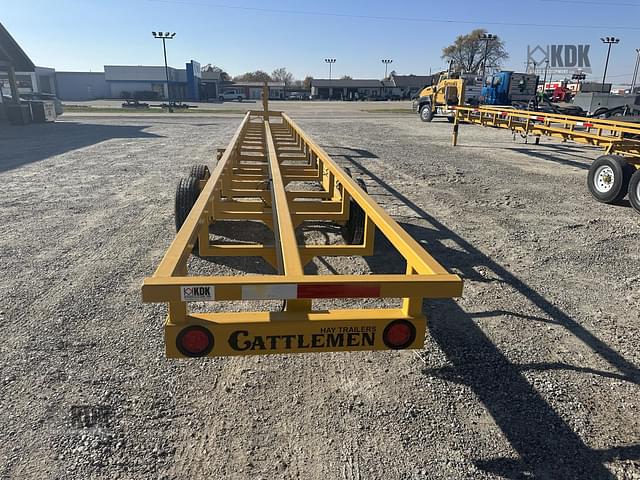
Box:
left=152, top=31, right=176, bottom=111
left=600, top=36, right=620, bottom=93
left=480, top=33, right=497, bottom=77
left=324, top=58, right=336, bottom=81
left=381, top=59, right=393, bottom=78
left=324, top=59, right=337, bottom=100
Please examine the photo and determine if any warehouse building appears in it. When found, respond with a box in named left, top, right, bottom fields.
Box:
left=225, top=81, right=285, bottom=100
left=388, top=74, right=435, bottom=98
left=311, top=79, right=387, bottom=100
left=55, top=60, right=205, bottom=101
left=55, top=71, right=109, bottom=100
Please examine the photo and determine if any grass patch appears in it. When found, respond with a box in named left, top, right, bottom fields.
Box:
left=63, top=105, right=246, bottom=114
left=360, top=108, right=414, bottom=114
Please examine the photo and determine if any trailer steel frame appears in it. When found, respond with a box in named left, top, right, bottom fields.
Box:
left=143, top=92, right=463, bottom=357
left=451, top=106, right=640, bottom=213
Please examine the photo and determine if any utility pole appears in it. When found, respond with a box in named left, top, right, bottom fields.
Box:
left=600, top=36, right=620, bottom=93
left=152, top=31, right=176, bottom=112
left=480, top=33, right=496, bottom=76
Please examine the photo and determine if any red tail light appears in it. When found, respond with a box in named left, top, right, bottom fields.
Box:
left=383, top=320, right=416, bottom=350
left=176, top=326, right=214, bottom=357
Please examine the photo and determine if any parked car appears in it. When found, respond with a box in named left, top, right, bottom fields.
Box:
left=218, top=90, right=246, bottom=102
left=19, top=92, right=64, bottom=116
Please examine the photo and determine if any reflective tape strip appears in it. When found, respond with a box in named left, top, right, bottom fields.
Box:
left=241, top=284, right=381, bottom=300
left=536, top=116, right=546, bottom=121
left=297, top=284, right=381, bottom=299
left=242, top=284, right=297, bottom=300
left=576, top=122, right=594, bottom=127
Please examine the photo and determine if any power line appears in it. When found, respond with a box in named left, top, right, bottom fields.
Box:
left=142, top=0, right=640, bottom=30
left=540, top=0, right=640, bottom=6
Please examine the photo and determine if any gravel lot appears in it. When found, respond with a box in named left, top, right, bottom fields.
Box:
left=1, top=106, right=639, bottom=480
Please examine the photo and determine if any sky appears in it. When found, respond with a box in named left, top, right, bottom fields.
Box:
left=3, top=0, right=640, bottom=85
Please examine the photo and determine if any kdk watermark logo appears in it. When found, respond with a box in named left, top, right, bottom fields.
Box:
left=527, top=44, right=592, bottom=74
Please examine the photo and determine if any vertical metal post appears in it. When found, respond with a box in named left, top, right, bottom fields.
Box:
left=162, top=37, right=173, bottom=112
left=262, top=83, right=269, bottom=119
left=602, top=42, right=612, bottom=93
left=631, top=49, right=640, bottom=94
left=7, top=67, right=19, bottom=102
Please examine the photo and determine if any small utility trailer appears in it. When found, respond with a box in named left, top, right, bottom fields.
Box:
left=142, top=90, right=463, bottom=358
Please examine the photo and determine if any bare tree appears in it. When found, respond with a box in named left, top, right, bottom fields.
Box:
left=233, top=70, right=272, bottom=83
left=340, top=75, right=353, bottom=80
left=271, top=67, right=295, bottom=95
left=442, top=29, right=508, bottom=74
left=201, top=64, right=230, bottom=81
left=302, top=76, right=313, bottom=90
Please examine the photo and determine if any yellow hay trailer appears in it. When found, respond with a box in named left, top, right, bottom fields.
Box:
left=451, top=106, right=640, bottom=213
left=142, top=91, right=463, bottom=358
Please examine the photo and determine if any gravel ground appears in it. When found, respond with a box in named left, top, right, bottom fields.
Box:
left=0, top=108, right=639, bottom=480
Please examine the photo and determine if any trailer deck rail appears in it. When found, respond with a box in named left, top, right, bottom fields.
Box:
left=142, top=90, right=463, bottom=357
left=451, top=105, right=640, bottom=213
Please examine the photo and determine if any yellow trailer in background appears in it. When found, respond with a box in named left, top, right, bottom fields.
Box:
left=451, top=106, right=640, bottom=213
left=142, top=88, right=463, bottom=358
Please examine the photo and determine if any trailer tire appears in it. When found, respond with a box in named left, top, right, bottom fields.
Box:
left=628, top=169, right=640, bottom=213
left=419, top=104, right=434, bottom=122
left=175, top=176, right=201, bottom=253
left=587, top=155, right=634, bottom=204
left=342, top=178, right=368, bottom=245
left=190, top=164, right=211, bottom=183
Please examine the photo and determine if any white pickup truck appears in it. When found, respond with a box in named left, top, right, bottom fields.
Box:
left=218, top=89, right=246, bottom=102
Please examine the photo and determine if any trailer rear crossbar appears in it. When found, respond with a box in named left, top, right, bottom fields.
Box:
left=143, top=92, right=462, bottom=357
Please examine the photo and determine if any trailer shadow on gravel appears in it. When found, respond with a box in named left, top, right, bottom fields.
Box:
left=329, top=146, right=640, bottom=479
left=0, top=121, right=162, bottom=173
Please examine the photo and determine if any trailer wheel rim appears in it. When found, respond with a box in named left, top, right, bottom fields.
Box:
left=594, top=166, right=615, bottom=193
left=636, top=176, right=640, bottom=201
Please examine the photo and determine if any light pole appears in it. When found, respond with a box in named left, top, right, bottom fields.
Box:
left=152, top=31, right=176, bottom=111
left=480, top=33, right=496, bottom=76
left=381, top=59, right=393, bottom=78
left=631, top=48, right=640, bottom=94
left=600, top=36, right=620, bottom=93
left=324, top=58, right=336, bottom=80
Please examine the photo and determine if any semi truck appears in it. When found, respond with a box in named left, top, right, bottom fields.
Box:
left=412, top=73, right=483, bottom=122
left=481, top=71, right=539, bottom=107
left=413, top=71, right=538, bottom=122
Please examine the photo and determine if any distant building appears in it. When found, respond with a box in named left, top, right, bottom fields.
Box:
left=311, top=79, right=387, bottom=100
left=55, top=72, right=108, bottom=101
left=310, top=75, right=432, bottom=100
left=224, top=81, right=285, bottom=100
left=388, top=74, right=435, bottom=98
left=55, top=60, right=203, bottom=101
left=201, top=69, right=222, bottom=101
